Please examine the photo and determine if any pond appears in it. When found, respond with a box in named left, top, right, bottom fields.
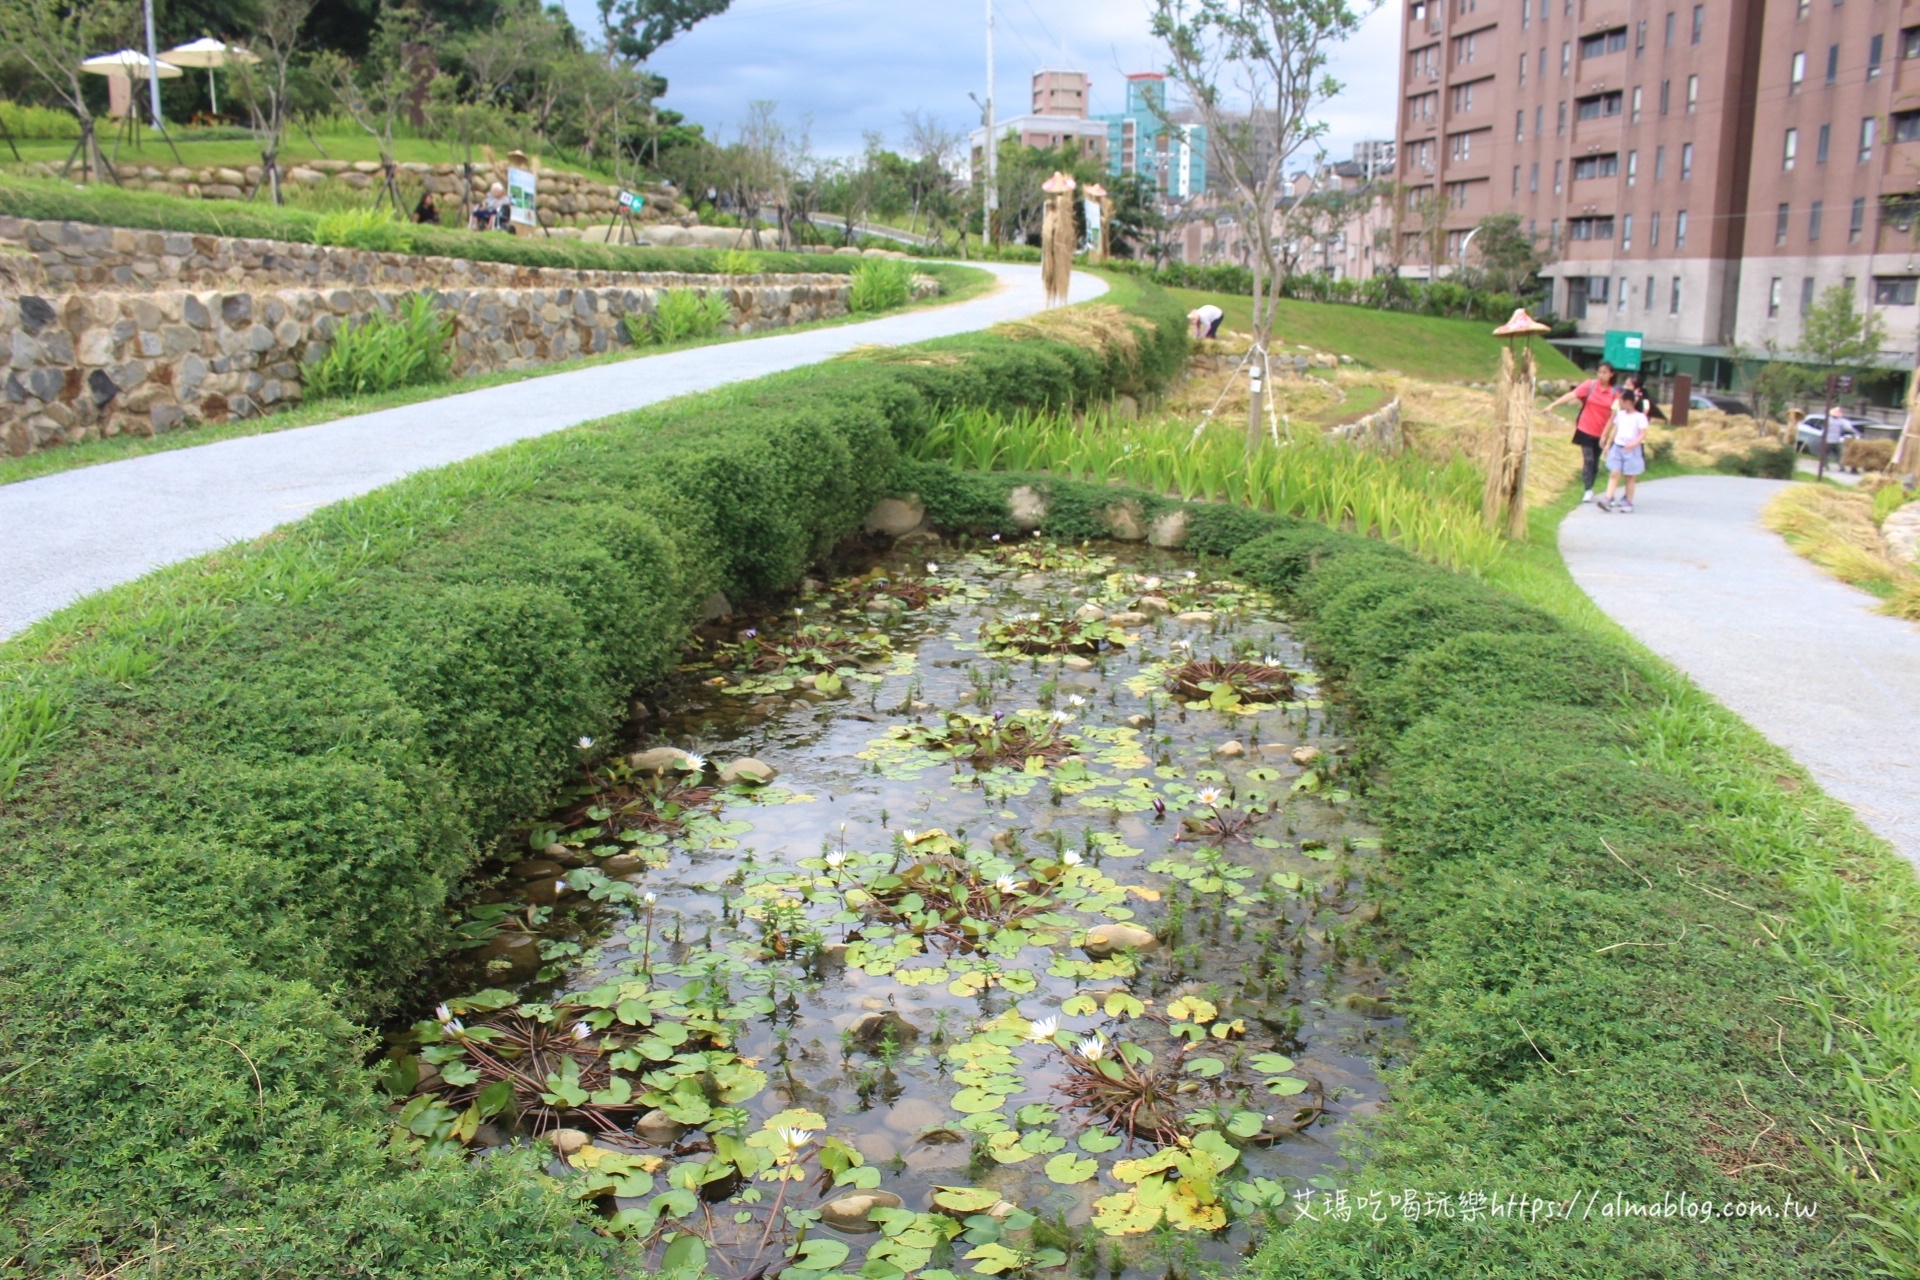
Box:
left=387, top=537, right=1397, bottom=1280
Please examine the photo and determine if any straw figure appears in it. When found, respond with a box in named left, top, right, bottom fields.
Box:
left=1486, top=308, right=1551, bottom=539
left=1897, top=373, right=1920, bottom=479
left=1084, top=182, right=1111, bottom=263
left=1040, top=171, right=1077, bottom=307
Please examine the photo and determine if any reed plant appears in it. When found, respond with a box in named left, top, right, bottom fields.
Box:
left=624, top=288, right=731, bottom=346
left=304, top=293, right=452, bottom=401
left=312, top=206, right=415, bottom=253
left=849, top=257, right=915, bottom=313
left=911, top=406, right=1504, bottom=572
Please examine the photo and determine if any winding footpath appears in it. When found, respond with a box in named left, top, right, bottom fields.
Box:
left=0, top=263, right=1102, bottom=639
left=1561, top=475, right=1920, bottom=868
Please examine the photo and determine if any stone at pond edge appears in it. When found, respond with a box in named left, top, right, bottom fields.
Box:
left=1101, top=501, right=1146, bottom=541
left=865, top=495, right=926, bottom=537
left=1257, top=743, right=1294, bottom=760
left=601, top=853, right=645, bottom=874
left=882, top=1097, right=946, bottom=1134
left=1107, top=611, right=1148, bottom=626
left=513, top=858, right=563, bottom=880
left=1008, top=485, right=1047, bottom=531
left=1136, top=595, right=1172, bottom=616
left=629, top=746, right=693, bottom=774
left=1214, top=741, right=1246, bottom=759
left=819, top=1191, right=904, bottom=1232
left=1291, top=745, right=1324, bottom=766
left=719, top=757, right=777, bottom=786
left=1341, top=993, right=1394, bottom=1019
left=634, top=1109, right=688, bottom=1145
left=1073, top=603, right=1106, bottom=622
left=1149, top=509, right=1190, bottom=549
left=1176, top=610, right=1215, bottom=624
left=1083, top=922, right=1159, bottom=958
left=547, top=1128, right=590, bottom=1155
left=1062, top=656, right=1094, bottom=672
left=851, top=1009, right=920, bottom=1049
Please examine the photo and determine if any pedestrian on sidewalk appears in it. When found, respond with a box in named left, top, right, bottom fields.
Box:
left=1597, top=388, right=1650, bottom=512
left=1546, top=362, right=1619, bottom=503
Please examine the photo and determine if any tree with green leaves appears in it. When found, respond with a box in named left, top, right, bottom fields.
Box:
left=1801, top=283, right=1889, bottom=382
left=1466, top=212, right=1542, bottom=296
left=314, top=1, right=435, bottom=212
left=0, top=0, right=132, bottom=183
left=1151, top=0, right=1373, bottom=451
left=229, top=0, right=315, bottom=203
left=597, top=0, right=731, bottom=64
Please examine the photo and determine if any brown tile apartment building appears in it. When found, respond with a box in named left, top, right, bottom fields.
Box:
left=1397, top=0, right=1920, bottom=380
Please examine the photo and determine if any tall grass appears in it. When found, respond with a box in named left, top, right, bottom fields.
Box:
left=849, top=257, right=915, bottom=312
left=312, top=206, right=415, bottom=253
left=623, top=288, right=731, bottom=346
left=305, top=293, right=451, bottom=400
left=913, top=406, right=1504, bottom=571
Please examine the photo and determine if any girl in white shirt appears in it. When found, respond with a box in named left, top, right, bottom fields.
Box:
left=1597, top=392, right=1650, bottom=513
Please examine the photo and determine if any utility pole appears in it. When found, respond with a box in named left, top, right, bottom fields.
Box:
left=984, top=0, right=997, bottom=250
left=142, top=0, right=162, bottom=129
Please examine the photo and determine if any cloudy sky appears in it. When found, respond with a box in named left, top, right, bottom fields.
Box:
left=556, top=0, right=1400, bottom=166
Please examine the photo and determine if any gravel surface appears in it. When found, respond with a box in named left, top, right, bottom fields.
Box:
left=0, top=263, right=1102, bottom=639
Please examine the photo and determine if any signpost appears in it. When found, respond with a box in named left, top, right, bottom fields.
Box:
left=1602, top=329, right=1644, bottom=371
left=1817, top=372, right=1854, bottom=479
left=604, top=189, right=646, bottom=245
left=507, top=166, right=538, bottom=229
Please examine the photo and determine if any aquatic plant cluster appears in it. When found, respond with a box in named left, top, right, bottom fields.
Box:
left=392, top=542, right=1393, bottom=1280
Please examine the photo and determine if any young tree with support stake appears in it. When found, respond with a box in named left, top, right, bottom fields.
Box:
left=1153, top=0, right=1371, bottom=452
left=228, top=0, right=314, bottom=205
left=314, top=3, right=436, bottom=216
left=0, top=0, right=133, bottom=185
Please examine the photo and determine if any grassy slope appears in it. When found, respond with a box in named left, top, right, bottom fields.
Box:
left=1165, top=285, right=1583, bottom=382
left=0, top=261, right=992, bottom=487
left=7, top=131, right=620, bottom=180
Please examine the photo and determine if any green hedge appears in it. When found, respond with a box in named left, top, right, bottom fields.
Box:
left=0, top=276, right=1187, bottom=1273
left=907, top=469, right=1878, bottom=1276
left=0, top=175, right=860, bottom=277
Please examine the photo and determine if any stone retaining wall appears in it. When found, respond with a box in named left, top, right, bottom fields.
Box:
left=1327, top=397, right=1403, bottom=453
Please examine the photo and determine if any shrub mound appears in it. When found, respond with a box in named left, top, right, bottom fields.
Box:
left=0, top=279, right=1184, bottom=1272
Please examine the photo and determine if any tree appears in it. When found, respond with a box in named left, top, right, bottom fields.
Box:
left=1152, top=0, right=1372, bottom=451
left=1108, top=171, right=1169, bottom=261
left=314, top=1, right=435, bottom=212
left=228, top=0, right=315, bottom=204
left=1801, top=282, right=1888, bottom=382
left=0, top=0, right=132, bottom=184
left=1466, top=212, right=1541, bottom=296
left=597, top=0, right=731, bottom=64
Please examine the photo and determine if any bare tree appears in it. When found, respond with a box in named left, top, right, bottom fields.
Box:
left=0, top=0, right=133, bottom=184
left=229, top=0, right=316, bottom=204
left=315, top=2, right=435, bottom=213
left=1151, top=0, right=1372, bottom=450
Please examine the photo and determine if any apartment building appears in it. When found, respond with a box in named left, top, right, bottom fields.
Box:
left=1397, top=0, right=1920, bottom=380
left=1100, top=74, right=1210, bottom=199
left=969, top=69, right=1110, bottom=174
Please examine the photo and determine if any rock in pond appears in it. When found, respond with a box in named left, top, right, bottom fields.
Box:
left=1175, top=610, right=1216, bottom=624
left=1291, top=745, right=1324, bottom=766
left=719, top=757, right=777, bottom=786
left=850, top=1009, right=920, bottom=1049
left=1073, top=603, right=1106, bottom=622
left=512, top=858, right=563, bottom=880
left=547, top=1127, right=591, bottom=1155
left=1083, top=922, right=1159, bottom=958
left=601, top=852, right=646, bottom=875
left=819, top=1191, right=904, bottom=1232
left=1062, top=656, right=1094, bottom=672
left=634, top=1109, right=687, bottom=1145
left=1136, top=595, right=1172, bottom=616
left=629, top=746, right=693, bottom=774
left=1214, top=740, right=1246, bottom=759
left=1107, top=611, right=1148, bottom=627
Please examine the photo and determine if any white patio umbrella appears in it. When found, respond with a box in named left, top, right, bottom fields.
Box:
left=79, top=49, right=184, bottom=79
left=158, top=38, right=257, bottom=115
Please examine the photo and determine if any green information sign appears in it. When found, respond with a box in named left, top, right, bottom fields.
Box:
left=1602, top=329, right=1644, bottom=370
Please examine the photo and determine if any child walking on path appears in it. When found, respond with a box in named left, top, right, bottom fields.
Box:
left=1545, top=362, right=1618, bottom=503
left=1597, top=390, right=1650, bottom=512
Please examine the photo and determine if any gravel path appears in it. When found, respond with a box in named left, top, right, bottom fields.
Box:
left=1561, top=475, right=1920, bottom=868
left=0, top=263, right=1102, bottom=639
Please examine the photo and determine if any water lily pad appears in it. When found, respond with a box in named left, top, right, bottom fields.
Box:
left=950, top=1088, right=1008, bottom=1114
left=1078, top=1130, right=1123, bottom=1153
left=1045, top=1153, right=1099, bottom=1184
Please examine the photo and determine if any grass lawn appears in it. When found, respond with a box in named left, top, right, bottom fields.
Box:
left=1167, top=284, right=1583, bottom=383
left=5, top=129, right=618, bottom=181
left=0, top=261, right=993, bottom=487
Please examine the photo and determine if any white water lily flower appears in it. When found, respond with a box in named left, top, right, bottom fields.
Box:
left=572, top=1021, right=594, bottom=1041
left=1063, top=850, right=1084, bottom=867
left=1196, top=786, right=1226, bottom=806
left=1143, top=576, right=1162, bottom=590
left=1050, top=709, right=1073, bottom=724
left=992, top=533, right=1002, bottom=542
left=1067, top=695, right=1086, bottom=707
left=681, top=753, right=707, bottom=772
left=1076, top=1035, right=1107, bottom=1061
left=902, top=829, right=919, bottom=844
left=643, top=891, right=658, bottom=906
left=1027, top=1016, right=1060, bottom=1042
left=1185, top=570, right=1198, bottom=580
left=777, top=1127, right=816, bottom=1150
left=994, top=874, right=1020, bottom=893
left=435, top=1003, right=453, bottom=1023
left=577, top=736, right=595, bottom=750
left=444, top=1017, right=465, bottom=1035
left=926, top=562, right=939, bottom=574
left=1172, top=639, right=1193, bottom=650
left=825, top=850, right=847, bottom=869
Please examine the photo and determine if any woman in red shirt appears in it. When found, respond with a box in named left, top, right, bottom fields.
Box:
left=1546, top=362, right=1619, bottom=503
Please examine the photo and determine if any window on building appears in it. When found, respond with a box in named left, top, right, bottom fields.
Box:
left=1519, top=52, right=1528, bottom=83
left=1895, top=110, right=1920, bottom=142
left=1569, top=215, right=1616, bottom=239
left=1810, top=199, right=1824, bottom=239
left=1904, top=25, right=1920, bottom=60
left=1687, top=75, right=1699, bottom=112
left=1517, top=109, right=1525, bottom=139
left=1530, top=162, right=1539, bottom=191
left=1589, top=276, right=1610, bottom=303
left=1776, top=202, right=1791, bottom=243
left=1860, top=116, right=1876, bottom=162
left=1768, top=277, right=1783, bottom=317
left=1692, top=3, right=1704, bottom=43
left=1579, top=28, right=1629, bottom=57
left=1818, top=122, right=1831, bottom=162
left=1636, top=19, right=1647, bottom=54
left=1850, top=196, right=1866, bottom=241
left=1875, top=276, right=1920, bottom=305
left=1681, top=142, right=1694, bottom=178
left=1660, top=79, right=1671, bottom=114
left=1535, top=104, right=1544, bottom=134
left=1558, top=101, right=1568, bottom=133
left=1459, top=0, right=1476, bottom=13
left=1646, top=276, right=1657, bottom=307
left=1676, top=209, right=1688, bottom=248
left=1619, top=276, right=1631, bottom=309
left=1670, top=277, right=1682, bottom=314
left=1651, top=210, right=1661, bottom=244
left=1453, top=31, right=1479, bottom=64
left=1627, top=149, right=1639, bottom=184
left=1447, top=180, right=1472, bottom=209
left=1577, top=91, right=1624, bottom=120
left=1513, top=165, right=1521, bottom=195
left=1784, top=128, right=1799, bottom=169
left=1451, top=81, right=1479, bottom=111
left=1883, top=193, right=1920, bottom=231
left=1521, top=0, right=1529, bottom=28
left=1573, top=153, right=1621, bottom=179
left=1800, top=277, right=1816, bottom=314
left=1554, top=158, right=1564, bottom=191
left=1790, top=51, right=1806, bottom=92
left=1562, top=40, right=1571, bottom=72
left=1655, top=144, right=1666, bottom=178
left=1622, top=214, right=1634, bottom=248
left=1827, top=44, right=1839, bottom=82
left=1869, top=34, right=1884, bottom=79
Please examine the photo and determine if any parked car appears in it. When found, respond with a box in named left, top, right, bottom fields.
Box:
left=1794, top=414, right=1863, bottom=453
left=1688, top=392, right=1755, bottom=417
